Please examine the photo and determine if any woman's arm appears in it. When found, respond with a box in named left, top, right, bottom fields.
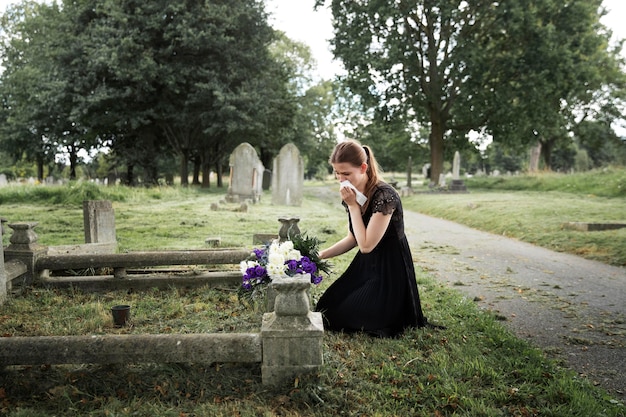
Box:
left=319, top=234, right=357, bottom=259
left=347, top=205, right=391, bottom=253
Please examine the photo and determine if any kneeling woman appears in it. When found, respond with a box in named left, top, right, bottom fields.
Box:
left=315, top=140, right=437, bottom=337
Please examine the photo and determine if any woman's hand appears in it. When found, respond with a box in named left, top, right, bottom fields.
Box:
left=340, top=185, right=358, bottom=207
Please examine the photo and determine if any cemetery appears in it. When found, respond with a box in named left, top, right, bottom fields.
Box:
left=0, top=144, right=623, bottom=415
left=0, top=143, right=323, bottom=387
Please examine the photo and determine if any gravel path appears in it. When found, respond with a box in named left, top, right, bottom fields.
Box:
left=403, top=210, right=626, bottom=401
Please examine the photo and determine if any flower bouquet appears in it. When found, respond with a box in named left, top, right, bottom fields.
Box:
left=238, top=233, right=331, bottom=309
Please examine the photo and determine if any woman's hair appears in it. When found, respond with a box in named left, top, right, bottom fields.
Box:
left=329, top=139, right=383, bottom=203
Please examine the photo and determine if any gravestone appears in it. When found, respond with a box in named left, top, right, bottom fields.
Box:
left=271, top=143, right=303, bottom=206
left=452, top=151, right=461, bottom=179
left=422, top=163, right=431, bottom=179
left=83, top=200, right=117, bottom=244
left=226, top=142, right=264, bottom=203
left=449, top=151, right=467, bottom=192
left=0, top=174, right=7, bottom=187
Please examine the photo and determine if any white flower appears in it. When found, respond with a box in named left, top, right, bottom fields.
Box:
left=267, top=261, right=287, bottom=279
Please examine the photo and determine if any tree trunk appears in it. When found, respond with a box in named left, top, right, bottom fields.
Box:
left=125, top=164, right=135, bottom=186
left=36, top=155, right=44, bottom=182
left=69, top=149, right=78, bottom=180
left=192, top=155, right=201, bottom=185
left=429, top=118, right=445, bottom=187
left=541, top=139, right=554, bottom=171
left=179, top=150, right=189, bottom=186
left=216, top=161, right=224, bottom=188
left=201, top=153, right=211, bottom=188
left=529, top=142, right=542, bottom=172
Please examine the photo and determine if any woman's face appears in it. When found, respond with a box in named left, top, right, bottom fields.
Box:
left=332, top=162, right=367, bottom=186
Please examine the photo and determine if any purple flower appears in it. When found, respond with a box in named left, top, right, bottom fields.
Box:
left=285, top=259, right=299, bottom=273
left=253, top=248, right=266, bottom=260
left=311, top=274, right=323, bottom=285
left=301, top=256, right=318, bottom=274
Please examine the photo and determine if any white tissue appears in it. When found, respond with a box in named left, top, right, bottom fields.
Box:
left=340, top=180, right=368, bottom=206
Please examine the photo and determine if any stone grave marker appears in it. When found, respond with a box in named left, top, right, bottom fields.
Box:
left=271, top=143, right=303, bottom=206
left=449, top=151, right=467, bottom=192
left=227, top=142, right=264, bottom=203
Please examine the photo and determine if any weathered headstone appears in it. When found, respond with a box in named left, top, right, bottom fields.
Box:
left=83, top=200, right=116, bottom=244
left=452, top=151, right=461, bottom=180
left=226, top=142, right=264, bottom=203
left=271, top=143, right=303, bottom=206
left=449, top=151, right=467, bottom=192
left=422, top=163, right=431, bottom=179
left=0, top=174, right=8, bottom=187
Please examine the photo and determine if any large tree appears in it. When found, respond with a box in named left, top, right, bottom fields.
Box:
left=1, top=0, right=298, bottom=186
left=315, top=0, right=622, bottom=181
left=0, top=1, right=96, bottom=181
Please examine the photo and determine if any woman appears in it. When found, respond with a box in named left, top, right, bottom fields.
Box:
left=315, top=140, right=434, bottom=337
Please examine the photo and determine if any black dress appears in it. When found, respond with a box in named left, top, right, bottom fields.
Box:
left=315, top=182, right=428, bottom=337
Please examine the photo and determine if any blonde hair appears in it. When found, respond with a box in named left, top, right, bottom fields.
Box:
left=329, top=140, right=383, bottom=206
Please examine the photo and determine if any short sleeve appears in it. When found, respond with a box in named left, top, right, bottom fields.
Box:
left=371, top=185, right=398, bottom=215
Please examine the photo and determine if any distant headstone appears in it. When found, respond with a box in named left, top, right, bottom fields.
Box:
left=452, top=151, right=461, bottom=180
left=0, top=174, right=7, bottom=187
left=227, top=142, right=264, bottom=203
left=422, top=163, right=431, bottom=179
left=271, top=143, right=303, bottom=206
left=449, top=151, right=467, bottom=192
left=83, top=200, right=116, bottom=244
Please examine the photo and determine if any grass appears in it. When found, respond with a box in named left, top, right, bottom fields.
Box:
left=0, top=176, right=624, bottom=416
left=402, top=169, right=626, bottom=266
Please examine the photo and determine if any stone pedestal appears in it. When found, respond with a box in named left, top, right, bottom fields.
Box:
left=4, top=222, right=47, bottom=286
left=449, top=179, right=467, bottom=192
left=261, top=275, right=324, bottom=386
left=278, top=217, right=300, bottom=241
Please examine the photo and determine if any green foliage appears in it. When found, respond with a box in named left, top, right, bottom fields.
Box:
left=290, top=232, right=332, bottom=276
left=317, top=0, right=624, bottom=181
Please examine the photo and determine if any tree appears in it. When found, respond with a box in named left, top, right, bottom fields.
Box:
left=315, top=0, right=623, bottom=181
left=0, top=2, right=71, bottom=180
left=472, top=0, right=625, bottom=171
left=315, top=0, right=504, bottom=184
